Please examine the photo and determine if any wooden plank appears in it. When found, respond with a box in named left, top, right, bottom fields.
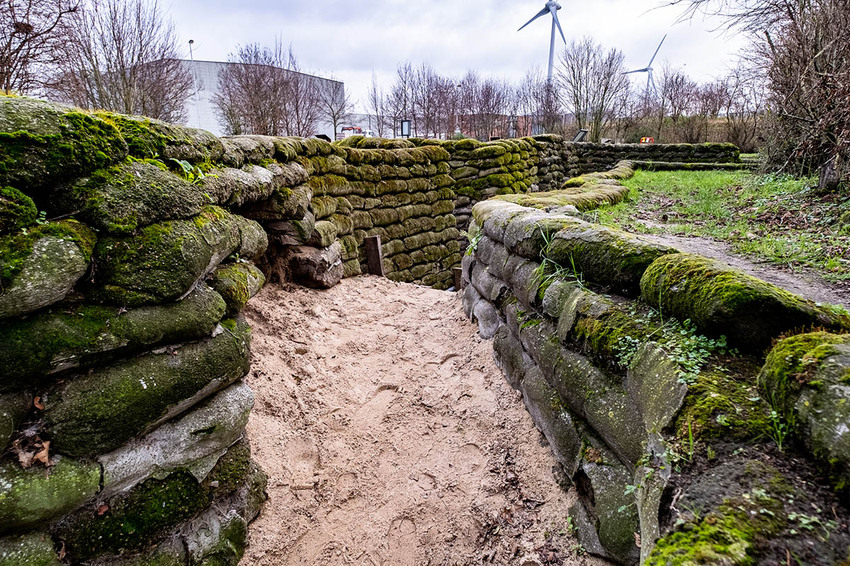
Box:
left=453, top=267, right=463, bottom=291
left=364, top=236, right=385, bottom=277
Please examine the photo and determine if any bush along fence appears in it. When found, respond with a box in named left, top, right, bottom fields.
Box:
left=461, top=163, right=850, bottom=564
left=0, top=94, right=748, bottom=564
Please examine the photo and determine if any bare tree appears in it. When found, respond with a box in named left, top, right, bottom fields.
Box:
left=367, top=70, right=387, bottom=137
left=212, top=40, right=320, bottom=137
left=0, top=0, right=78, bottom=94
left=49, top=0, right=191, bottom=122
left=317, top=76, right=350, bottom=140
left=559, top=37, right=629, bottom=142
left=386, top=62, right=415, bottom=136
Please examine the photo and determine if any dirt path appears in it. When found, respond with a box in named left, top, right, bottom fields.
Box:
left=240, top=276, right=605, bottom=566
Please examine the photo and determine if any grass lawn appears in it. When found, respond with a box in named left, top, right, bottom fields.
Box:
left=594, top=170, right=850, bottom=282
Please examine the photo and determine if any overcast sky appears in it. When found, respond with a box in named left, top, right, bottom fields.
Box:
left=166, top=0, right=747, bottom=112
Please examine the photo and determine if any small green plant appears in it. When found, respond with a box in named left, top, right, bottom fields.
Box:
left=167, top=158, right=209, bottom=185
left=35, top=210, right=47, bottom=225
left=685, top=419, right=696, bottom=462
left=532, top=228, right=584, bottom=291
left=788, top=511, right=839, bottom=541
left=663, top=319, right=733, bottom=385
left=463, top=230, right=482, bottom=256
left=614, top=335, right=641, bottom=368
left=768, top=409, right=792, bottom=452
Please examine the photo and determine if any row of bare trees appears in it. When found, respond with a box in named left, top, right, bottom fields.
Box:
left=361, top=39, right=763, bottom=149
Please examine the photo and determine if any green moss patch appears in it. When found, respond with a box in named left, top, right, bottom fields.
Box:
left=0, top=456, right=101, bottom=533
left=0, top=186, right=37, bottom=234
left=0, top=96, right=128, bottom=195
left=208, top=263, right=265, bottom=317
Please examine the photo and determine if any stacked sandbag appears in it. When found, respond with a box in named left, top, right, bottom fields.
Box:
left=332, top=137, right=462, bottom=289
left=437, top=138, right=540, bottom=235
left=0, top=96, right=267, bottom=565
left=462, top=197, right=850, bottom=564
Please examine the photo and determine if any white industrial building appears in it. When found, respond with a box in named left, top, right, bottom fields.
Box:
left=180, top=59, right=342, bottom=139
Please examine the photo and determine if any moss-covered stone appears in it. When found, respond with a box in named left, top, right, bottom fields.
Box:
left=675, top=369, right=770, bottom=443
left=93, top=112, right=223, bottom=162
left=0, top=456, right=101, bottom=533
left=59, top=162, right=208, bottom=234
left=0, top=187, right=37, bottom=234
left=0, top=533, right=60, bottom=566
left=43, top=317, right=251, bottom=458
left=0, top=221, right=96, bottom=319
left=0, top=96, right=128, bottom=195
left=640, top=254, right=850, bottom=352
left=760, top=333, right=850, bottom=492
left=208, top=263, right=265, bottom=317
left=92, top=206, right=242, bottom=306
left=0, top=284, right=226, bottom=392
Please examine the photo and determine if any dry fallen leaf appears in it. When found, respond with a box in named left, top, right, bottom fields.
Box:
left=33, top=396, right=44, bottom=410
left=17, top=449, right=34, bottom=469
left=634, top=532, right=642, bottom=548
left=58, top=542, right=66, bottom=560
left=97, top=503, right=110, bottom=516
left=33, top=441, right=51, bottom=467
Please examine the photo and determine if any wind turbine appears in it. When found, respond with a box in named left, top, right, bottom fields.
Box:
left=624, top=35, right=667, bottom=97
left=518, top=1, right=567, bottom=84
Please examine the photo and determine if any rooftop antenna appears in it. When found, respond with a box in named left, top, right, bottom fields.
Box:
left=188, top=39, right=202, bottom=129
left=518, top=0, right=567, bottom=84
left=624, top=34, right=667, bottom=97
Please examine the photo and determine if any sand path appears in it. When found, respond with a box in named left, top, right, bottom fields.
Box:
left=239, top=276, right=605, bottom=566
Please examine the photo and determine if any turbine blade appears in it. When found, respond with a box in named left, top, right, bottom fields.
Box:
left=647, top=34, right=667, bottom=68
left=518, top=6, right=550, bottom=31
left=624, top=68, right=648, bottom=74
left=551, top=8, right=567, bottom=44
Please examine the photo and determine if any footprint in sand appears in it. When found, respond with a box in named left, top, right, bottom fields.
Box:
left=284, top=437, right=320, bottom=490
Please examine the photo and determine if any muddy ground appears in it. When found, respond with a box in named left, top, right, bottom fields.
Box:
left=240, top=277, right=606, bottom=566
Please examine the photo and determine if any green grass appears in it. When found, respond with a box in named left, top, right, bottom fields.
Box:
left=596, top=170, right=850, bottom=282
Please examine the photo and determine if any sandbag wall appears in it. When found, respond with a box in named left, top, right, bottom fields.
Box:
left=0, top=97, right=270, bottom=564
left=463, top=198, right=850, bottom=565
left=304, top=136, right=462, bottom=289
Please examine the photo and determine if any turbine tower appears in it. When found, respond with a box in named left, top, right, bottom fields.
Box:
left=624, top=35, right=667, bottom=97
left=518, top=0, right=567, bottom=84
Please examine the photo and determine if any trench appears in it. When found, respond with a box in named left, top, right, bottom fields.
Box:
left=237, top=276, right=608, bottom=566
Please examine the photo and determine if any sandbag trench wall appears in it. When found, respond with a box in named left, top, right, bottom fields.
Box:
left=341, top=134, right=739, bottom=240
left=462, top=193, right=850, bottom=564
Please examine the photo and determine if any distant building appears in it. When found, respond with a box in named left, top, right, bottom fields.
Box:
left=180, top=59, right=343, bottom=139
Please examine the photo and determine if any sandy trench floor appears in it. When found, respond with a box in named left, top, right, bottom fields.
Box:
left=239, top=276, right=607, bottom=566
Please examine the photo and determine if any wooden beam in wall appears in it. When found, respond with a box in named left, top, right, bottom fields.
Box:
left=364, top=236, right=385, bottom=277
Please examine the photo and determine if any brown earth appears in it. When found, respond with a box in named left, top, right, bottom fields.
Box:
left=239, top=276, right=608, bottom=566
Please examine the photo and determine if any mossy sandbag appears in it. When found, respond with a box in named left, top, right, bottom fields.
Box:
left=208, top=263, right=265, bottom=317
left=0, top=391, right=32, bottom=449
left=0, top=220, right=96, bottom=319
left=58, top=161, right=209, bottom=235
left=0, top=96, right=128, bottom=195
left=43, top=317, right=251, bottom=458
left=0, top=284, right=227, bottom=391
left=759, top=332, right=850, bottom=493
left=92, top=112, right=224, bottom=162
left=91, top=206, right=244, bottom=306
left=0, top=456, right=101, bottom=533
left=640, top=254, right=850, bottom=353
left=54, top=440, right=252, bottom=561
left=545, top=221, right=677, bottom=297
